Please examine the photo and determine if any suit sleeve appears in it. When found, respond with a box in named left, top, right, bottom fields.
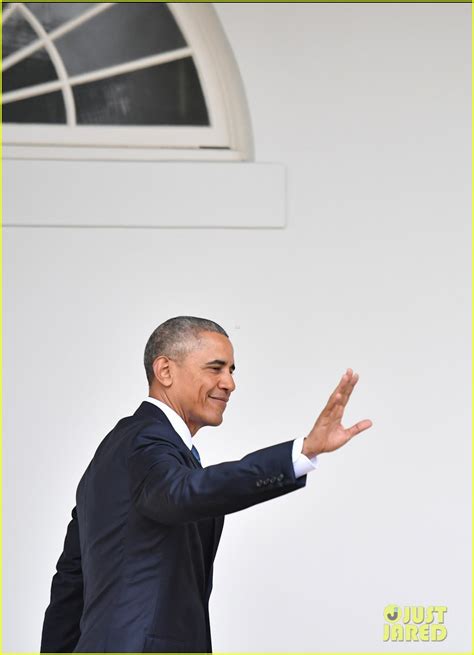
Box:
left=40, top=506, right=84, bottom=653
left=129, top=434, right=307, bottom=525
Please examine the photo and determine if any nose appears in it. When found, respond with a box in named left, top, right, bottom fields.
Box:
left=219, top=370, right=236, bottom=394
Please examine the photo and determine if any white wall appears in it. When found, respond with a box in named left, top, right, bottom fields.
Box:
left=3, top=3, right=471, bottom=652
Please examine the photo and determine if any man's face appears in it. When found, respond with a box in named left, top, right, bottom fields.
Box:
left=170, top=331, right=236, bottom=435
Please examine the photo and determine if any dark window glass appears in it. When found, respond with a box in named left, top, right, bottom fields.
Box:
left=2, top=48, right=58, bottom=93
left=24, top=3, right=96, bottom=32
left=55, top=3, right=186, bottom=77
left=3, top=90, right=66, bottom=123
left=2, top=10, right=38, bottom=59
left=74, top=58, right=209, bottom=126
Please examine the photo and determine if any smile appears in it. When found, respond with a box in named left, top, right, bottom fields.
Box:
left=209, top=396, right=227, bottom=404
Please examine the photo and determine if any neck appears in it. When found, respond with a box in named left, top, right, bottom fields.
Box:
left=147, top=389, right=200, bottom=436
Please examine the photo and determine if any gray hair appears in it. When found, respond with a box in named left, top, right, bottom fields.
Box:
left=144, top=316, right=229, bottom=385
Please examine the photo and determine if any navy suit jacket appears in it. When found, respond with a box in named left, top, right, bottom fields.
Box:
left=40, top=402, right=307, bottom=653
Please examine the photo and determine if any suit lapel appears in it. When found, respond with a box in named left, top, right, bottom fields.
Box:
left=133, top=401, right=201, bottom=469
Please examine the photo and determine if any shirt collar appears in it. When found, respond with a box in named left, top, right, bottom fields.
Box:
left=144, top=397, right=193, bottom=450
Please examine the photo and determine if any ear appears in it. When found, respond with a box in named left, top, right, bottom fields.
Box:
left=152, top=356, right=173, bottom=387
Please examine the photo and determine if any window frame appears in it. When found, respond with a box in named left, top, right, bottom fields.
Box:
left=2, top=2, right=254, bottom=161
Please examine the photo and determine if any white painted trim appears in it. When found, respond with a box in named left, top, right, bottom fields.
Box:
left=18, top=3, right=76, bottom=125
left=3, top=124, right=228, bottom=148
left=2, top=3, right=115, bottom=72
left=169, top=3, right=254, bottom=159
left=2, top=46, right=194, bottom=105
left=3, top=144, right=245, bottom=162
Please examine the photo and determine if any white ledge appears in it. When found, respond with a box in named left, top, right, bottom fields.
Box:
left=3, top=160, right=286, bottom=229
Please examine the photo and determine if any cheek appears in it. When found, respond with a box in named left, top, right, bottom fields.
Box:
left=199, top=384, right=211, bottom=402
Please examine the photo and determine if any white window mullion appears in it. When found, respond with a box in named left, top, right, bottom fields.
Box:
left=2, top=3, right=116, bottom=73
left=2, top=79, right=64, bottom=105
left=2, top=3, right=19, bottom=25
left=17, top=3, right=76, bottom=125
left=68, top=46, right=193, bottom=89
left=2, top=46, right=194, bottom=106
left=2, top=33, right=48, bottom=73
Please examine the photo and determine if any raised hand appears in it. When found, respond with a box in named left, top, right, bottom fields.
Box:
left=302, top=369, right=372, bottom=457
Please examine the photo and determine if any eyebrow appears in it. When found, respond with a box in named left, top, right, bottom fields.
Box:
left=205, top=359, right=236, bottom=372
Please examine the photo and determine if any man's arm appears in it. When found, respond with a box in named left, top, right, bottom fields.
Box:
left=130, top=368, right=372, bottom=526
left=129, top=438, right=306, bottom=525
left=40, top=506, right=84, bottom=653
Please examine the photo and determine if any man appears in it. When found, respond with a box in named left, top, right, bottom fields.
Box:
left=41, top=316, right=372, bottom=653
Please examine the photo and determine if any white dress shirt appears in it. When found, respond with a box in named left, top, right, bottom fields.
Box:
left=144, top=397, right=317, bottom=478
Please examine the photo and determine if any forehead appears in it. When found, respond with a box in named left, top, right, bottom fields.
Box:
left=191, top=331, right=234, bottom=359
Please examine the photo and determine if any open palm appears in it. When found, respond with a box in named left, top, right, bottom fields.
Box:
left=305, top=369, right=372, bottom=456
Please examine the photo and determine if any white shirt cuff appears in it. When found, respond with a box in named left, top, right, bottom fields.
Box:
left=292, top=437, right=318, bottom=478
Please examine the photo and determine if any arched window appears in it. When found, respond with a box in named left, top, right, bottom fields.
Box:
left=2, top=2, right=254, bottom=160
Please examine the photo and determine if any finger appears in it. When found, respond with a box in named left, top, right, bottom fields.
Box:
left=324, top=392, right=348, bottom=424
left=325, top=369, right=355, bottom=412
left=322, top=393, right=341, bottom=422
left=339, top=372, right=359, bottom=407
left=327, top=373, right=359, bottom=419
left=329, top=395, right=346, bottom=421
left=345, top=419, right=373, bottom=439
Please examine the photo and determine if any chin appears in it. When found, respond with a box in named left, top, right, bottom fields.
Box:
left=208, top=414, right=224, bottom=427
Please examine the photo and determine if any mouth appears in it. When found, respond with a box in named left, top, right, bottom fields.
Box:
left=209, top=396, right=228, bottom=405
